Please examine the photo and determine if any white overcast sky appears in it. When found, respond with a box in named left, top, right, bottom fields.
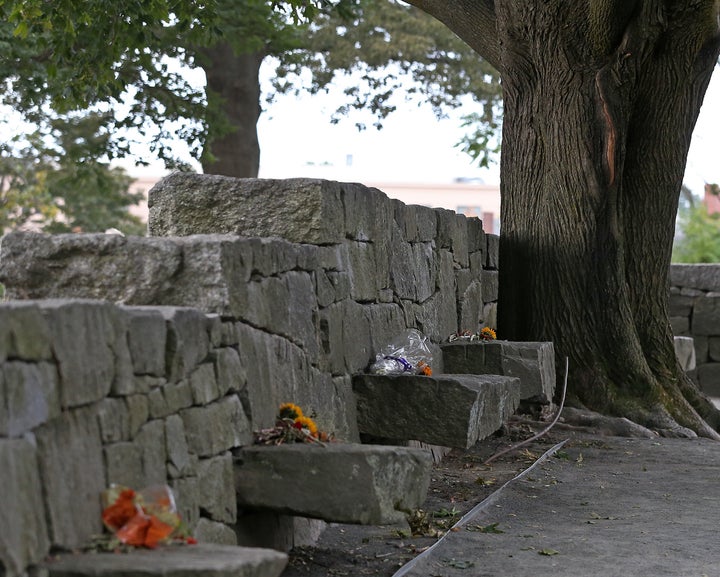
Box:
left=255, top=65, right=720, bottom=194
left=127, top=61, right=720, bottom=196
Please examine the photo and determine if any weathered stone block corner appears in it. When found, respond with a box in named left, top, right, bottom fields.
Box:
left=9, top=174, right=715, bottom=577
left=0, top=174, right=509, bottom=577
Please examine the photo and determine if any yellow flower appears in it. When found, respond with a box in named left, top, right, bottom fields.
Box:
left=278, top=402, right=303, bottom=420
left=480, top=327, right=497, bottom=340
left=294, top=415, right=318, bottom=436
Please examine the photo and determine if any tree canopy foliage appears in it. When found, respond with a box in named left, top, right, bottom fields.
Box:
left=1, top=0, right=502, bottom=171
left=0, top=113, right=146, bottom=234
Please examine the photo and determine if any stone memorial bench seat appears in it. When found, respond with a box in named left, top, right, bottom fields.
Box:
left=233, top=443, right=432, bottom=525
left=352, top=373, right=521, bottom=449
left=42, top=543, right=288, bottom=577
left=440, top=340, right=556, bottom=404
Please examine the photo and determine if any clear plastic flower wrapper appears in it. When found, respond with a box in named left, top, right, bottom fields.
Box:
left=101, top=484, right=195, bottom=548
left=369, top=328, right=433, bottom=376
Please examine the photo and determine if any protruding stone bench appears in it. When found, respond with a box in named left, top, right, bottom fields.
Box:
left=234, top=443, right=432, bottom=525
left=42, top=543, right=287, bottom=577
left=674, top=336, right=696, bottom=372
left=352, top=373, right=520, bottom=449
left=441, top=340, right=556, bottom=403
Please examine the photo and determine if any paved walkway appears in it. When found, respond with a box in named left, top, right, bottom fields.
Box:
left=393, top=436, right=720, bottom=577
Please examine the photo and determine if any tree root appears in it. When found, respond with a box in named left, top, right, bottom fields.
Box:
left=559, top=407, right=658, bottom=438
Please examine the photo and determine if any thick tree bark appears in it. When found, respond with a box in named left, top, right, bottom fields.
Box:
left=410, top=0, right=720, bottom=436
left=199, top=43, right=265, bottom=177
left=495, top=1, right=720, bottom=437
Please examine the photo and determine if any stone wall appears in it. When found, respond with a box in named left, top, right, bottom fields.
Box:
left=669, top=264, right=720, bottom=395
left=0, top=175, right=500, bottom=577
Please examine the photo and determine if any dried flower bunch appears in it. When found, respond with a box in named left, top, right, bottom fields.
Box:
left=447, top=327, right=498, bottom=342
left=254, top=403, right=333, bottom=445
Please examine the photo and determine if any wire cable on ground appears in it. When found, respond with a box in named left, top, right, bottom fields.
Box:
left=483, top=356, right=569, bottom=466
left=391, top=438, right=569, bottom=577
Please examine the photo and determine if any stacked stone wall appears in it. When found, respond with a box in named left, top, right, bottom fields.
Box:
left=0, top=176, right=500, bottom=577
left=669, top=264, right=720, bottom=395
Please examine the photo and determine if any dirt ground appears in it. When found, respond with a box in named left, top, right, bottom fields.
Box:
left=281, top=417, right=579, bottom=577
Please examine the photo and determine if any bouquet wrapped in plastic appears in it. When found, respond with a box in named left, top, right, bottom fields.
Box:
left=101, top=484, right=195, bottom=549
left=369, top=329, right=433, bottom=376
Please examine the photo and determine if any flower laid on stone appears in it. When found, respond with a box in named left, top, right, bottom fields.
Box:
left=278, top=402, right=303, bottom=420
left=99, top=484, right=195, bottom=550
left=446, top=328, right=498, bottom=342
left=253, top=403, right=333, bottom=446
left=369, top=329, right=434, bottom=376
left=417, top=360, right=433, bottom=376
left=480, top=327, right=497, bottom=340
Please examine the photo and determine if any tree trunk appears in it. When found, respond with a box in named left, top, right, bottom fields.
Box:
left=199, top=43, right=265, bottom=177
left=492, top=1, right=720, bottom=437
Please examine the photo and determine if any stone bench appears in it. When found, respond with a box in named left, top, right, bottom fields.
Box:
left=352, top=373, right=520, bottom=449
left=42, top=543, right=287, bottom=577
left=234, top=443, right=432, bottom=525
left=441, top=340, right=556, bottom=403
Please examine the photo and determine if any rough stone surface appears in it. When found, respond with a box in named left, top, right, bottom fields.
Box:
left=235, top=443, right=432, bottom=525
left=0, top=302, right=53, bottom=362
left=181, top=395, right=252, bottom=457
left=486, top=234, right=500, bottom=269
left=194, top=518, right=239, bottom=545
left=43, top=544, right=288, bottom=577
left=352, top=373, right=520, bottom=448
left=674, top=336, right=697, bottom=372
left=0, top=232, right=183, bottom=303
left=39, top=300, right=129, bottom=408
left=123, top=307, right=168, bottom=377
left=34, top=406, right=106, bottom=549
left=697, top=363, right=720, bottom=396
left=0, top=175, right=506, bottom=575
left=148, top=174, right=345, bottom=245
left=692, top=294, right=720, bottom=336
left=135, top=419, right=168, bottom=486
left=0, top=361, right=60, bottom=437
left=160, top=307, right=212, bottom=383
left=441, top=340, right=556, bottom=403
left=670, top=264, right=720, bottom=292
left=197, top=453, right=237, bottom=524
left=710, top=337, right=720, bottom=362
left=104, top=442, right=144, bottom=489
left=165, top=414, right=193, bottom=478
left=0, top=438, right=50, bottom=577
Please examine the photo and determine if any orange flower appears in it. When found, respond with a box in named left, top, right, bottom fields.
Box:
left=294, top=415, right=318, bottom=436
left=115, top=512, right=151, bottom=547
left=480, top=327, right=497, bottom=340
left=144, top=515, right=176, bottom=548
left=417, top=361, right=432, bottom=376
left=102, top=489, right=138, bottom=531
left=278, top=402, right=303, bottom=420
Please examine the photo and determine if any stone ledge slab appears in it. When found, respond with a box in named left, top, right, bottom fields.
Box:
left=441, top=340, right=556, bottom=403
left=352, top=373, right=520, bottom=449
left=148, top=174, right=345, bottom=244
left=42, top=543, right=287, bottom=577
left=670, top=264, right=720, bottom=292
left=234, top=443, right=432, bottom=525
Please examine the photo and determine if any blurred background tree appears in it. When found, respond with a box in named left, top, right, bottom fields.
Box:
left=1, top=113, right=145, bottom=235
left=673, top=184, right=720, bottom=263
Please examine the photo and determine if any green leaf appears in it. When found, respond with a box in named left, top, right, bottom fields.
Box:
left=467, top=523, right=504, bottom=534
left=13, top=21, right=29, bottom=38
left=539, top=548, right=560, bottom=556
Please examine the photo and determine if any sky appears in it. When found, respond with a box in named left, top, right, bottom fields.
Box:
left=253, top=66, right=720, bottom=194
left=131, top=62, right=720, bottom=196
